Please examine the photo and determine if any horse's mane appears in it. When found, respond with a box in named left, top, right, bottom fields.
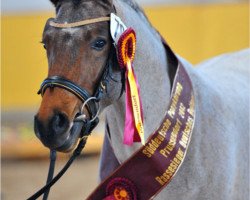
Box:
left=122, top=0, right=151, bottom=20
left=121, top=0, right=177, bottom=85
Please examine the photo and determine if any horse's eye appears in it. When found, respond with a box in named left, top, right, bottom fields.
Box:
left=92, top=39, right=107, bottom=51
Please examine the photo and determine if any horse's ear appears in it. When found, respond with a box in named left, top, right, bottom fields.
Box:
left=50, top=0, right=59, bottom=6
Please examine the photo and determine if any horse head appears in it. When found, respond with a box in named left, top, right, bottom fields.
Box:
left=34, top=0, right=123, bottom=152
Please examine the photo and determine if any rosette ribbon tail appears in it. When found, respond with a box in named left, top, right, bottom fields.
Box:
left=117, top=28, right=145, bottom=145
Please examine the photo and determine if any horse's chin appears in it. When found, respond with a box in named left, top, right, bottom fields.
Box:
left=56, top=121, right=83, bottom=153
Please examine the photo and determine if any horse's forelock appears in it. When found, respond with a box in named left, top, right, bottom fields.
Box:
left=50, top=0, right=142, bottom=13
left=50, top=0, right=113, bottom=8
left=52, top=0, right=114, bottom=17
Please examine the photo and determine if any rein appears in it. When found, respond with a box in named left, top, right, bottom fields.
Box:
left=27, top=125, right=91, bottom=200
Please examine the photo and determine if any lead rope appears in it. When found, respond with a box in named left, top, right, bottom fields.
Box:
left=42, top=150, right=56, bottom=200
left=27, top=121, right=92, bottom=200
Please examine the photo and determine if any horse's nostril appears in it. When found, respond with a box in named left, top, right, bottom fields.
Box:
left=54, top=114, right=65, bottom=127
left=50, top=112, right=69, bottom=135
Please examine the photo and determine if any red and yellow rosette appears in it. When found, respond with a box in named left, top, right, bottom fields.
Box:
left=117, top=28, right=145, bottom=145
left=104, top=177, right=137, bottom=200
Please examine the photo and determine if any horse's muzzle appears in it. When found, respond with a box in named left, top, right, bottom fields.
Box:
left=34, top=112, right=83, bottom=152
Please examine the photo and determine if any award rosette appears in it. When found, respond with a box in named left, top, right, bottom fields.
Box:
left=116, top=28, right=145, bottom=145
left=104, top=178, right=137, bottom=200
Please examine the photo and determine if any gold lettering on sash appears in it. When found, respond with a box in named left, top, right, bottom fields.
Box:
left=155, top=148, right=184, bottom=186
left=168, top=82, right=183, bottom=118
left=178, top=103, right=186, bottom=119
left=142, top=134, right=165, bottom=158
left=159, top=119, right=182, bottom=158
left=158, top=119, right=171, bottom=137
left=142, top=72, right=194, bottom=186
left=179, top=116, right=193, bottom=148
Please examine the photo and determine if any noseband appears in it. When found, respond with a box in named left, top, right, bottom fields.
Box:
left=38, top=74, right=103, bottom=126
left=38, top=75, right=99, bottom=117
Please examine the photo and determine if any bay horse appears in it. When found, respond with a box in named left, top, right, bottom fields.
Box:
left=34, top=0, right=249, bottom=199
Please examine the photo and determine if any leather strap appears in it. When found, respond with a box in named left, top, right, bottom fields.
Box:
left=50, top=17, right=110, bottom=28
left=37, top=76, right=98, bottom=119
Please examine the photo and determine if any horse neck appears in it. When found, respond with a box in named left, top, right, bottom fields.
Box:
left=105, top=0, right=173, bottom=162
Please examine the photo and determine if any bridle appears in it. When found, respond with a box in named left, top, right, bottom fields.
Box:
left=28, top=16, right=119, bottom=200
left=38, top=16, right=113, bottom=129
left=37, top=15, right=123, bottom=137
left=37, top=48, right=113, bottom=130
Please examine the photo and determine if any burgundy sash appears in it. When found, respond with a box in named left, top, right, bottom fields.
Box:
left=86, top=57, right=195, bottom=199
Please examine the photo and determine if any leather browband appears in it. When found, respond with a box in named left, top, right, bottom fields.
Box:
left=49, top=17, right=110, bottom=28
